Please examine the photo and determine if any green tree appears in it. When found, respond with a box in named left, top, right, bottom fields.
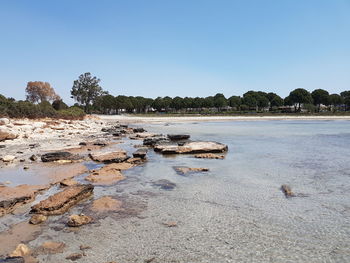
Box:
left=228, top=96, right=241, bottom=110
left=288, top=88, right=313, bottom=112
left=52, top=99, right=68, bottom=111
left=311, top=89, right=330, bottom=111
left=213, top=93, right=227, bottom=110
left=71, top=72, right=105, bottom=113
left=329, top=94, right=344, bottom=112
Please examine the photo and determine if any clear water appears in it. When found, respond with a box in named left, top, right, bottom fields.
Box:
left=3, top=120, right=350, bottom=262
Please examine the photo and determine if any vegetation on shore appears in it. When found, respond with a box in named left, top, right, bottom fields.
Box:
left=1, top=72, right=350, bottom=118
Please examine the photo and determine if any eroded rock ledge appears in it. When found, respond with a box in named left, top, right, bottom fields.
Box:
left=154, top=141, right=228, bottom=154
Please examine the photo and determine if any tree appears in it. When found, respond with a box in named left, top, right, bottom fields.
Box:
left=71, top=72, right=105, bottom=113
left=267, top=93, right=284, bottom=108
left=26, top=81, right=60, bottom=103
left=213, top=93, right=227, bottom=110
left=52, top=99, right=68, bottom=111
left=311, top=89, right=329, bottom=111
left=288, top=88, right=313, bottom=112
left=228, top=96, right=241, bottom=110
left=329, top=94, right=344, bottom=112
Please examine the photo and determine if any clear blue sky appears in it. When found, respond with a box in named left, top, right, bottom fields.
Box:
left=0, top=0, right=349, bottom=103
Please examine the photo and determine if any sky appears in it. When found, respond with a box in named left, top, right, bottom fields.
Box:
left=0, top=0, right=349, bottom=104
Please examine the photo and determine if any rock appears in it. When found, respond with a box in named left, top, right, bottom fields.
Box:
left=2, top=155, right=16, bottom=162
left=30, top=184, right=94, bottom=215
left=23, top=166, right=29, bottom=170
left=28, top=144, right=39, bottom=149
left=162, top=221, right=177, bottom=227
left=167, top=134, right=190, bottom=141
left=281, top=184, right=295, bottom=198
left=60, top=179, right=78, bottom=187
left=194, top=153, right=225, bottom=159
left=133, top=127, right=146, bottom=133
left=29, top=214, right=47, bottom=225
left=0, top=257, right=25, bottom=263
left=89, top=151, right=128, bottom=163
left=79, top=142, right=87, bottom=146
left=0, top=131, right=18, bottom=141
left=90, top=196, right=123, bottom=213
left=9, top=244, right=30, bottom=257
left=79, top=245, right=91, bottom=251
left=41, top=152, right=80, bottom=162
left=67, top=214, right=92, bottom=227
left=34, top=241, right=65, bottom=255
left=126, top=157, right=145, bottom=165
left=133, top=148, right=147, bottom=159
left=93, top=141, right=108, bottom=146
left=152, top=179, right=176, bottom=190
left=154, top=141, right=228, bottom=154
left=0, top=118, right=10, bottom=125
left=0, top=145, right=5, bottom=148
left=66, top=253, right=83, bottom=261
left=143, top=136, right=169, bottom=146
left=174, top=166, right=209, bottom=175
left=29, top=155, right=37, bottom=161
left=85, top=164, right=127, bottom=185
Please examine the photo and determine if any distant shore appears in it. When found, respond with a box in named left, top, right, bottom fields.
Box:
left=97, top=114, right=350, bottom=123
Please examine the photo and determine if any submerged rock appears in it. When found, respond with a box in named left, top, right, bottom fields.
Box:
left=90, top=196, right=123, bottom=213
left=30, top=184, right=94, bottom=215
left=174, top=166, right=209, bottom=175
left=152, top=179, right=176, bottom=190
left=29, top=214, right=47, bottom=225
left=89, top=151, right=128, bottom=163
left=67, top=214, right=92, bottom=227
left=34, top=241, right=65, bottom=255
left=85, top=163, right=128, bottom=185
left=167, top=134, right=190, bottom=141
left=194, top=153, right=225, bottom=159
left=154, top=141, right=228, bottom=154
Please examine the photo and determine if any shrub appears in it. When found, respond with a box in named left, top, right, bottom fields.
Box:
left=37, top=101, right=57, bottom=117
left=52, top=99, right=68, bottom=111
left=58, top=106, right=86, bottom=120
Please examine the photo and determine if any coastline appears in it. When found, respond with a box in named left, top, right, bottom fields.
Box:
left=97, top=114, right=350, bottom=123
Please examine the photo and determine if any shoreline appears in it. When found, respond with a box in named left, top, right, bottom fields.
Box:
left=97, top=114, right=350, bottom=123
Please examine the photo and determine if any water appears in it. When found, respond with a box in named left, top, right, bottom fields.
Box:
left=3, top=120, right=350, bottom=262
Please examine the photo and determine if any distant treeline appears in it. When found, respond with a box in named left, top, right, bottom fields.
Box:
left=1, top=72, right=350, bottom=119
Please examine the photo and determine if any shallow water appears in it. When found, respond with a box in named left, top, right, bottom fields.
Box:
left=2, top=120, right=350, bottom=262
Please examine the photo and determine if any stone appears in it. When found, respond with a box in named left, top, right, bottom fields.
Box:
left=0, top=131, right=17, bottom=142
left=85, top=164, right=127, bottom=185
left=194, top=153, right=225, bottom=159
left=90, top=196, right=123, bottom=213
left=132, top=148, right=147, bottom=159
left=163, top=221, right=177, bottom=227
left=173, top=166, right=209, bottom=175
left=0, top=118, right=10, bottom=125
left=126, top=157, right=145, bottom=165
left=167, top=134, right=190, bottom=141
left=29, top=214, right=47, bottom=225
left=2, top=155, right=16, bottom=162
left=152, top=179, right=176, bottom=190
left=79, top=245, right=91, bottom=251
left=154, top=141, right=228, bottom=154
left=34, top=241, right=65, bottom=255
left=89, top=151, right=128, bottom=163
left=281, top=184, right=295, bottom=198
left=9, top=244, right=30, bottom=257
left=66, top=253, right=83, bottom=261
left=60, top=179, right=78, bottom=187
left=28, top=144, right=39, bottom=149
left=143, top=136, right=169, bottom=146
left=30, top=184, right=94, bottom=215
left=67, top=214, right=92, bottom=227
left=41, top=152, right=80, bottom=162
left=0, top=257, right=25, bottom=263
left=29, top=155, right=37, bottom=161
left=0, top=145, right=5, bottom=148
left=133, top=127, right=146, bottom=133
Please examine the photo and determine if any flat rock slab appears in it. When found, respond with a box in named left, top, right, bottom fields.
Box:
left=133, top=148, right=148, bottom=159
left=85, top=164, right=126, bottom=185
left=154, top=141, right=228, bottom=154
left=174, top=166, right=209, bottom=175
left=89, top=151, right=128, bottom=163
left=167, top=134, right=190, bottom=141
left=194, top=153, right=225, bottom=159
left=143, top=136, right=169, bottom=146
left=30, top=184, right=94, bottom=215
left=152, top=179, right=176, bottom=190
left=90, top=196, right=123, bottom=213
left=41, top=152, right=81, bottom=162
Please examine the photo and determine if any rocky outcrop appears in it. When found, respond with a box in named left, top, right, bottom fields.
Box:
left=194, top=153, right=225, bottom=159
left=154, top=141, right=228, bottom=154
left=152, top=179, right=176, bottom=190
left=174, top=166, right=209, bottom=175
left=167, top=134, right=190, bottom=141
left=281, top=184, right=295, bottom=198
left=41, top=152, right=81, bottom=162
left=0, top=131, right=18, bottom=142
left=89, top=151, right=128, bottom=163
left=60, top=179, right=78, bottom=187
left=143, top=136, right=169, bottom=146
left=133, top=127, right=146, bottom=133
left=29, top=214, right=47, bottom=225
left=30, top=184, right=94, bottom=215
left=67, top=214, right=92, bottom=227
left=133, top=148, right=147, bottom=159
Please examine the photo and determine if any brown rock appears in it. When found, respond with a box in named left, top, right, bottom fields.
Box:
left=60, top=179, right=78, bottom=187
left=0, top=131, right=18, bottom=142
left=67, top=214, right=92, bottom=227
left=91, top=196, right=123, bottom=213
left=163, top=221, right=177, bottom=227
left=30, top=184, right=94, bottom=215
left=194, top=153, right=225, bottom=159
left=85, top=164, right=128, bottom=185
left=9, top=244, right=31, bottom=257
left=89, top=150, right=128, bottom=163
left=154, top=141, right=228, bottom=154
left=79, top=245, right=91, bottom=251
left=66, top=253, right=83, bottom=261
left=41, top=152, right=81, bottom=163
left=126, top=157, right=145, bottom=165
left=34, top=241, right=65, bottom=255
left=174, top=166, right=209, bottom=175
left=281, top=184, right=295, bottom=198
left=29, top=214, right=47, bottom=225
